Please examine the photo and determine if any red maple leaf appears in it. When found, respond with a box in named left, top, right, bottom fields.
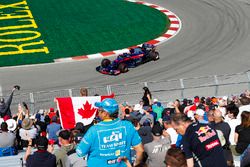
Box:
left=78, top=101, right=97, bottom=119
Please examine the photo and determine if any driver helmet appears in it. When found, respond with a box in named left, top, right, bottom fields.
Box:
left=130, top=48, right=135, bottom=54
left=123, top=53, right=129, bottom=57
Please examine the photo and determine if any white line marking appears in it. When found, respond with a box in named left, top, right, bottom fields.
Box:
left=143, top=2, right=153, bottom=6
left=170, top=24, right=180, bottom=28
left=164, top=12, right=173, bottom=15
left=166, top=30, right=177, bottom=35
left=155, top=7, right=166, bottom=10
left=54, top=58, right=74, bottom=62
left=155, top=36, right=168, bottom=41
left=87, top=53, right=103, bottom=59
left=169, top=18, right=178, bottom=21
left=114, top=49, right=130, bottom=55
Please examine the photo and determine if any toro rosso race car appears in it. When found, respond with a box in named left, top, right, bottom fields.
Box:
left=96, top=43, right=159, bottom=75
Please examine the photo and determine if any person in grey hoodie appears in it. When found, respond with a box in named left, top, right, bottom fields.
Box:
left=67, top=130, right=87, bottom=167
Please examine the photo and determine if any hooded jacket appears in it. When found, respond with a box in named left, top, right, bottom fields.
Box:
left=0, top=92, right=14, bottom=118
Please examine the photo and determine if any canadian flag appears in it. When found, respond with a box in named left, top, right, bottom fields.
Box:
left=55, top=94, right=114, bottom=129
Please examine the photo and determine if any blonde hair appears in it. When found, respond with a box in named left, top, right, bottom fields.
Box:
left=80, top=87, right=88, bottom=96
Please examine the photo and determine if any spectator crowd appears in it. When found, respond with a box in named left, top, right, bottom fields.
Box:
left=0, top=86, right=250, bottom=167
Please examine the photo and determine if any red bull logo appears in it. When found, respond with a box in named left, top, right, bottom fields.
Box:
left=195, top=126, right=216, bottom=143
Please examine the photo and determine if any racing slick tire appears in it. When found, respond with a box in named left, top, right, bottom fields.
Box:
left=118, top=63, right=128, bottom=73
left=101, top=59, right=111, bottom=68
left=149, top=51, right=159, bottom=61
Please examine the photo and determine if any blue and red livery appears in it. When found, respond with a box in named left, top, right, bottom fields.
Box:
left=96, top=43, right=159, bottom=75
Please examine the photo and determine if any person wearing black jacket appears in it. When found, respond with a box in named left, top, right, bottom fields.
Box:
left=142, top=87, right=152, bottom=107
left=171, top=113, right=227, bottom=167
left=0, top=85, right=20, bottom=118
left=24, top=136, right=56, bottom=167
left=213, top=109, right=234, bottom=167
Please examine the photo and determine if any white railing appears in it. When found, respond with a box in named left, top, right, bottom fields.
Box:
left=1, top=71, right=250, bottom=114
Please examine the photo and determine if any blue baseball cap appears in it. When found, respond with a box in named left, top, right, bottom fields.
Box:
left=95, top=98, right=119, bottom=115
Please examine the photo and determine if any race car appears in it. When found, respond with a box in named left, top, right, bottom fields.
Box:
left=96, top=43, right=159, bottom=75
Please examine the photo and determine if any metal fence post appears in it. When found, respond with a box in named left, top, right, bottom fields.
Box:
left=214, top=75, right=219, bottom=96
left=107, top=85, right=111, bottom=95
left=68, top=89, right=73, bottom=97
left=247, top=71, right=250, bottom=90
left=0, top=86, right=2, bottom=97
left=180, top=79, right=185, bottom=99
left=29, top=92, right=35, bottom=115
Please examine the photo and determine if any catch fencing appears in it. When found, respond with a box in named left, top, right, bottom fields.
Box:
left=2, top=71, right=250, bottom=114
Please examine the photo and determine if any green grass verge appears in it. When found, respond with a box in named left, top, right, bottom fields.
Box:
left=0, top=0, right=170, bottom=67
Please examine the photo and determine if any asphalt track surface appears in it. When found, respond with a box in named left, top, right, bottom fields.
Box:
left=1, top=0, right=250, bottom=95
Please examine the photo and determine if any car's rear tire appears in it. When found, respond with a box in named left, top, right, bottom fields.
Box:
left=149, top=51, right=159, bottom=61
left=101, top=59, right=111, bottom=68
left=118, top=63, right=128, bottom=73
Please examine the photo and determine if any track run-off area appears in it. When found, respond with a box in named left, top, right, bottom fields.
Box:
left=0, top=0, right=170, bottom=66
left=1, top=0, right=250, bottom=95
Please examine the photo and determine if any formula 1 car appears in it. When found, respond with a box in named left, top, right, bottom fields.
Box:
left=96, top=43, right=159, bottom=75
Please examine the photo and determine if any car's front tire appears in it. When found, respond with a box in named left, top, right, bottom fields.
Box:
left=101, top=59, right=111, bottom=68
